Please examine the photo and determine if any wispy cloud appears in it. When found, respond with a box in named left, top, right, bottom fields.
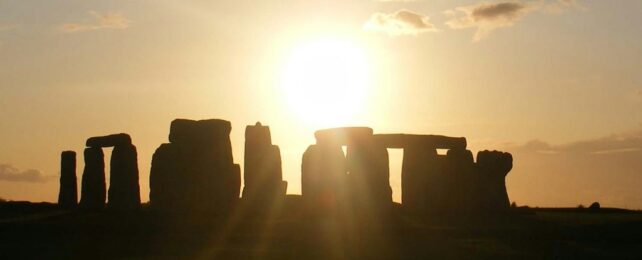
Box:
left=445, top=0, right=579, bottom=41
left=505, top=129, right=642, bottom=208
left=364, top=9, right=437, bottom=36
left=60, top=11, right=130, bottom=33
left=0, top=164, right=54, bottom=183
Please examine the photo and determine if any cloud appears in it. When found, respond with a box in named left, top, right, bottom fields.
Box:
left=503, top=130, right=642, bottom=208
left=364, top=9, right=437, bottom=36
left=445, top=0, right=578, bottom=41
left=60, top=11, right=130, bottom=33
left=0, top=164, right=54, bottom=183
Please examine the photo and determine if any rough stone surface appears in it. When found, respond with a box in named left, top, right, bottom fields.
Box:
left=58, top=151, right=78, bottom=208
left=443, top=149, right=475, bottom=212
left=150, top=118, right=240, bottom=212
left=242, top=122, right=287, bottom=207
left=79, top=147, right=106, bottom=209
left=476, top=150, right=513, bottom=211
left=108, top=144, right=141, bottom=210
left=346, top=141, right=392, bottom=214
left=301, top=144, right=348, bottom=213
left=86, top=133, right=131, bottom=148
left=401, top=147, right=438, bottom=213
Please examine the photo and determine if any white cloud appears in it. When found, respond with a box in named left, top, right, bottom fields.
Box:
left=445, top=0, right=579, bottom=41
left=364, top=9, right=437, bottom=36
left=0, top=164, right=53, bottom=183
left=60, top=11, right=130, bottom=33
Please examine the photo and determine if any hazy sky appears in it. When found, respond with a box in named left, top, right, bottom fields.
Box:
left=1, top=0, right=641, bottom=208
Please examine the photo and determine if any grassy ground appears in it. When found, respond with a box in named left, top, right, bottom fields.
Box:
left=1, top=199, right=641, bottom=259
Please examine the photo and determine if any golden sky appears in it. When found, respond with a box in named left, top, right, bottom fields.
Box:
left=1, top=0, right=641, bottom=208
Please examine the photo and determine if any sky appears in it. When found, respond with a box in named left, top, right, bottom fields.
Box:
left=1, top=0, right=641, bottom=208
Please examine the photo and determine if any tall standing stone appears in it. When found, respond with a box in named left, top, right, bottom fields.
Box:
left=443, top=149, right=475, bottom=212
left=476, top=150, right=513, bottom=211
left=79, top=147, right=106, bottom=209
left=242, top=122, right=287, bottom=208
left=301, top=144, right=348, bottom=213
left=58, top=151, right=78, bottom=208
left=108, top=144, right=141, bottom=210
left=149, top=118, right=240, bottom=212
left=401, top=146, right=437, bottom=213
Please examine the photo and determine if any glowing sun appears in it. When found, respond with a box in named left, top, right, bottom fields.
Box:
left=281, top=38, right=370, bottom=127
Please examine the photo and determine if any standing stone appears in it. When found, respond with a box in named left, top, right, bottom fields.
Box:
left=58, top=151, right=78, bottom=208
left=79, top=147, right=106, bottom=209
left=242, top=122, right=287, bottom=208
left=309, top=127, right=393, bottom=216
left=345, top=141, right=392, bottom=214
left=108, top=144, right=141, bottom=210
left=301, top=144, right=348, bottom=213
left=401, top=146, right=437, bottom=213
left=476, top=150, right=513, bottom=211
left=150, top=143, right=180, bottom=210
left=443, top=149, right=475, bottom=212
left=149, top=118, right=240, bottom=212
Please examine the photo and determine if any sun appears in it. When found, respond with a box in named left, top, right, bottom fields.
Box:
left=280, top=38, right=370, bottom=128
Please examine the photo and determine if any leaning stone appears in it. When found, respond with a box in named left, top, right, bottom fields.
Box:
left=79, top=147, right=106, bottom=210
left=108, top=144, right=141, bottom=210
left=58, top=151, right=78, bottom=208
left=86, top=133, right=132, bottom=148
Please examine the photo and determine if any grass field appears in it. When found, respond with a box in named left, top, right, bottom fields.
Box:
left=1, top=199, right=641, bottom=259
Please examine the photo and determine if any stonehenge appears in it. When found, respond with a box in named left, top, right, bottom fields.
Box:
left=150, top=119, right=240, bottom=212
left=58, top=151, right=78, bottom=208
left=78, top=133, right=140, bottom=210
left=242, top=122, right=287, bottom=209
left=303, top=130, right=514, bottom=215
left=63, top=118, right=513, bottom=216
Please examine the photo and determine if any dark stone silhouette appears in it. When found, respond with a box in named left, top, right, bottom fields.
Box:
left=150, top=118, right=240, bottom=212
left=443, top=149, right=475, bottom=212
left=108, top=144, right=140, bottom=210
left=375, top=134, right=467, bottom=213
left=86, top=133, right=132, bottom=148
left=476, top=150, right=513, bottom=211
left=400, top=146, right=438, bottom=213
left=242, top=122, right=287, bottom=209
left=374, top=134, right=467, bottom=150
left=58, top=151, right=77, bottom=208
left=301, top=144, right=348, bottom=213
left=302, top=127, right=392, bottom=215
left=79, top=147, right=106, bottom=209
left=81, top=133, right=141, bottom=210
